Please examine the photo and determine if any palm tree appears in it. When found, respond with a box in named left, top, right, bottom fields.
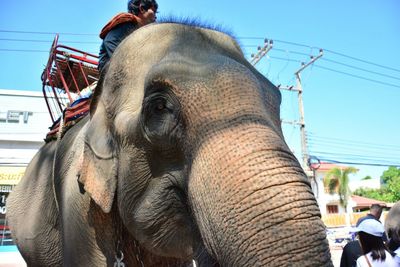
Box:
left=324, top=166, right=358, bottom=210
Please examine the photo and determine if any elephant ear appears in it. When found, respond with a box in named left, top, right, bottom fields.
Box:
left=79, top=75, right=117, bottom=213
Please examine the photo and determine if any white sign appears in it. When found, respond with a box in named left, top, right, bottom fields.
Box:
left=0, top=110, right=33, bottom=123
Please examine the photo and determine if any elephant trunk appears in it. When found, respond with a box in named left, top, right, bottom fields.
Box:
left=188, top=124, right=332, bottom=266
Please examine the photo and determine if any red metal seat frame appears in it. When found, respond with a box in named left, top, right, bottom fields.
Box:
left=41, top=34, right=99, bottom=122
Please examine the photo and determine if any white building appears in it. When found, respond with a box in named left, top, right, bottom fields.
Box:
left=0, top=89, right=52, bottom=246
left=349, top=178, right=381, bottom=192
left=310, top=162, right=384, bottom=216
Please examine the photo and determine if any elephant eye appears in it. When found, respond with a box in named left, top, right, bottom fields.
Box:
left=155, top=100, right=166, bottom=111
left=141, top=89, right=183, bottom=147
left=151, top=98, right=168, bottom=114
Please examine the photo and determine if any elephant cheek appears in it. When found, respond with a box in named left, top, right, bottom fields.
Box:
left=187, top=125, right=331, bottom=266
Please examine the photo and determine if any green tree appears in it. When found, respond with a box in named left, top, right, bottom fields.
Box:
left=362, top=175, right=372, bottom=180
left=353, top=167, right=400, bottom=202
left=381, top=166, right=400, bottom=184
left=353, top=187, right=387, bottom=201
left=383, top=174, right=400, bottom=202
left=324, top=167, right=358, bottom=209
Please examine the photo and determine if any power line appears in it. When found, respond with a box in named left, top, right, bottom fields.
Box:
left=247, top=46, right=400, bottom=82
left=310, top=151, right=400, bottom=161
left=0, top=38, right=99, bottom=44
left=311, top=153, right=400, bottom=164
left=324, top=48, right=400, bottom=74
left=5, top=38, right=397, bottom=87
left=0, top=29, right=96, bottom=36
left=309, top=150, right=400, bottom=166
left=307, top=134, right=400, bottom=150
left=314, top=64, right=400, bottom=89
left=273, top=48, right=311, bottom=57
left=239, top=36, right=317, bottom=50
left=313, top=158, right=400, bottom=168
left=3, top=29, right=399, bottom=74
left=267, top=56, right=400, bottom=89
left=0, top=48, right=48, bottom=53
left=269, top=56, right=302, bottom=64
left=308, top=145, right=400, bottom=159
left=239, top=36, right=400, bottom=74
left=0, top=48, right=97, bottom=54
left=320, top=57, right=400, bottom=81
left=308, top=146, right=400, bottom=160
left=2, top=29, right=399, bottom=86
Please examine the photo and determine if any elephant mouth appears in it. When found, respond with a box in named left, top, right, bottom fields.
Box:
left=127, top=170, right=200, bottom=259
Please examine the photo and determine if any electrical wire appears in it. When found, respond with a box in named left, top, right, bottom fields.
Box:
left=0, top=38, right=99, bottom=44
left=313, top=64, right=400, bottom=89
left=239, top=36, right=400, bottom=73
left=263, top=57, right=400, bottom=90
left=310, top=152, right=400, bottom=165
left=0, top=48, right=98, bottom=54
left=308, top=137, right=400, bottom=168
left=307, top=133, right=400, bottom=149
left=307, top=138, right=400, bottom=151
left=307, top=132, right=400, bottom=165
left=0, top=48, right=48, bottom=53
left=253, top=51, right=400, bottom=89
left=2, top=30, right=399, bottom=89
left=268, top=56, right=302, bottom=64
left=308, top=144, right=400, bottom=157
left=324, top=48, right=400, bottom=74
left=0, top=29, right=96, bottom=36
left=2, top=30, right=399, bottom=74
left=320, top=58, right=400, bottom=81
left=312, top=158, right=400, bottom=168
left=249, top=46, right=400, bottom=83
left=249, top=46, right=400, bottom=82
left=309, top=151, right=400, bottom=161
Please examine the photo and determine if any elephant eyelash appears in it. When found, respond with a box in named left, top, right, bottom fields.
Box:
left=145, top=79, right=175, bottom=96
left=143, top=80, right=180, bottom=114
left=143, top=96, right=169, bottom=114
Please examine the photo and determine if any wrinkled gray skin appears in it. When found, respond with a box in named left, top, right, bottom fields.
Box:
left=385, top=201, right=400, bottom=249
left=7, top=22, right=332, bottom=266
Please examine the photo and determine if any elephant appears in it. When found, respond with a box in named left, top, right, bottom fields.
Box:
left=385, top=201, right=400, bottom=252
left=6, top=21, right=332, bottom=266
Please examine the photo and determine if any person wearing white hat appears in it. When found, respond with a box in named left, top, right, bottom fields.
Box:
left=355, top=219, right=398, bottom=267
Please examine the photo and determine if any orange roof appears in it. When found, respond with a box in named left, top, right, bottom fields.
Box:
left=311, top=162, right=349, bottom=172
left=351, top=195, right=386, bottom=208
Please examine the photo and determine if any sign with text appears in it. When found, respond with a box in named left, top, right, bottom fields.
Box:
left=0, top=110, right=33, bottom=123
left=0, top=167, right=26, bottom=185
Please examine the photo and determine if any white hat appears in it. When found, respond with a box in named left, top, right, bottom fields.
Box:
left=355, top=219, right=385, bottom=237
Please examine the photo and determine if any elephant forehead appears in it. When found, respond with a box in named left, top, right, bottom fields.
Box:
left=120, top=22, right=243, bottom=61
left=105, top=22, right=250, bottom=109
left=106, top=22, right=242, bottom=90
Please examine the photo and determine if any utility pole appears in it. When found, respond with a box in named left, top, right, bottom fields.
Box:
left=294, top=49, right=323, bottom=170
left=249, top=40, right=323, bottom=172
left=250, top=39, right=273, bottom=66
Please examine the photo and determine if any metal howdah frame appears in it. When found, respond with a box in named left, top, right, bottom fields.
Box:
left=41, top=34, right=99, bottom=123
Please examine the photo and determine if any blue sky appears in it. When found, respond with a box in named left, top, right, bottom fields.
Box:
left=1, top=0, right=399, bottom=182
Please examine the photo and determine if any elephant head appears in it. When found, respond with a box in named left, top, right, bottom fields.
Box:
left=79, top=21, right=331, bottom=266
